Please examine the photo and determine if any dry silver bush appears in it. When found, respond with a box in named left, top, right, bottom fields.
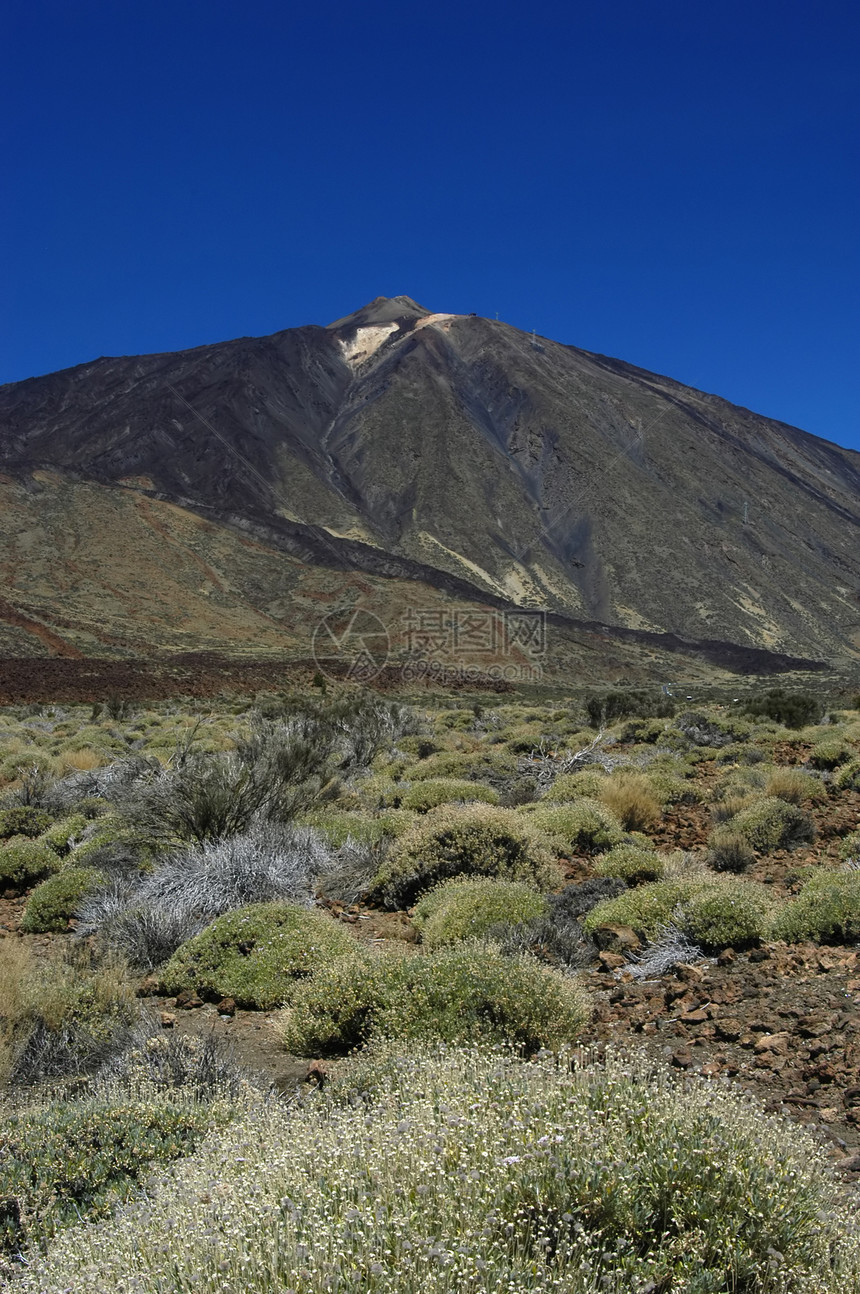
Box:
left=317, top=834, right=388, bottom=905
left=628, top=923, right=704, bottom=979
left=77, top=822, right=330, bottom=968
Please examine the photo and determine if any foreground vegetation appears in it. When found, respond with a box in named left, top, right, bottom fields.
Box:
left=14, top=1042, right=860, bottom=1293
left=0, top=682, right=859, bottom=1286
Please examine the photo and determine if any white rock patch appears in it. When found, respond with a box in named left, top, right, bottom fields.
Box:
left=339, top=323, right=399, bottom=367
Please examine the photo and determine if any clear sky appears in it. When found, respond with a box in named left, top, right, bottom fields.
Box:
left=2, top=0, right=858, bottom=450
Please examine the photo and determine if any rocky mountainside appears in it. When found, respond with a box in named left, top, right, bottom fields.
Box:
left=0, top=295, right=858, bottom=679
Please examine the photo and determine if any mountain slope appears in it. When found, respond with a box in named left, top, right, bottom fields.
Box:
left=1, top=296, right=858, bottom=674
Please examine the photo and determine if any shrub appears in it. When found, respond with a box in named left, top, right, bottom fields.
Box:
left=583, top=880, right=690, bottom=941
left=729, top=795, right=815, bottom=852
left=838, top=830, right=860, bottom=865
left=20, top=1043, right=860, bottom=1293
left=676, top=711, right=740, bottom=747
left=304, top=806, right=412, bottom=846
left=743, top=688, right=824, bottom=728
left=585, top=689, right=674, bottom=727
left=400, top=778, right=499, bottom=812
left=593, top=842, right=664, bottom=884
left=597, top=772, right=661, bottom=831
left=834, top=758, right=860, bottom=791
left=809, top=740, right=852, bottom=770
left=542, top=769, right=606, bottom=801
left=282, top=942, right=590, bottom=1056
left=584, top=877, right=773, bottom=950
left=370, top=804, right=560, bottom=910
left=521, top=798, right=625, bottom=855
left=76, top=822, right=329, bottom=969
left=413, top=877, right=547, bottom=947
left=706, top=827, right=756, bottom=873
left=764, top=766, right=826, bottom=805
left=160, top=902, right=356, bottom=1009
left=497, top=878, right=625, bottom=971
left=21, top=867, right=104, bottom=933
left=0, top=838, right=61, bottom=893
left=0, top=805, right=53, bottom=839
left=771, top=869, right=860, bottom=943
left=682, top=880, right=775, bottom=951
left=38, top=812, right=89, bottom=855
left=0, top=1092, right=214, bottom=1252
left=618, top=717, right=668, bottom=743
left=2, top=946, right=137, bottom=1085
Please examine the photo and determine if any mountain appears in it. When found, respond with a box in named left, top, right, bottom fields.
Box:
left=0, top=295, right=858, bottom=689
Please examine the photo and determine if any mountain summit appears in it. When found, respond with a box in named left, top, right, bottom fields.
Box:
left=0, top=299, right=858, bottom=676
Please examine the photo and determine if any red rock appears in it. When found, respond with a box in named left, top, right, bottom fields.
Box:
left=217, top=997, right=236, bottom=1016
left=159, top=1011, right=176, bottom=1028
left=597, top=951, right=627, bottom=971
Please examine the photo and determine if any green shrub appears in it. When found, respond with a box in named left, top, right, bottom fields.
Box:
left=400, top=778, right=499, bottom=813
left=0, top=806, right=52, bottom=840
left=521, top=797, right=625, bottom=854
left=585, top=689, right=674, bottom=727
left=408, top=750, right=516, bottom=781
left=542, top=769, right=606, bottom=801
left=838, top=830, right=860, bottom=864
left=21, top=867, right=104, bottom=933
left=38, top=813, right=89, bottom=856
left=584, top=877, right=774, bottom=949
left=706, top=826, right=756, bottom=873
left=618, top=717, right=668, bottom=743
left=593, top=843, right=665, bottom=884
left=771, top=870, right=860, bottom=944
left=160, top=902, right=356, bottom=1009
left=809, top=740, right=852, bottom=770
left=834, top=758, right=860, bottom=791
left=0, top=838, right=61, bottom=892
left=370, top=804, right=560, bottom=910
left=301, top=806, right=412, bottom=847
left=729, top=795, right=815, bottom=852
left=682, top=880, right=775, bottom=950
left=742, top=688, right=824, bottom=728
left=0, top=1093, right=214, bottom=1251
left=413, top=877, right=547, bottom=947
left=282, top=942, right=590, bottom=1055
left=583, top=880, right=690, bottom=941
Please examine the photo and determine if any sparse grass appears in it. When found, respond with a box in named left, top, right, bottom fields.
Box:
left=764, top=766, right=827, bottom=805
left=707, top=825, right=756, bottom=873
left=596, top=772, right=661, bottom=831
left=0, top=943, right=137, bottom=1085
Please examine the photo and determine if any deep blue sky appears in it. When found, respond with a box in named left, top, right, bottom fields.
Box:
left=2, top=1, right=858, bottom=450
